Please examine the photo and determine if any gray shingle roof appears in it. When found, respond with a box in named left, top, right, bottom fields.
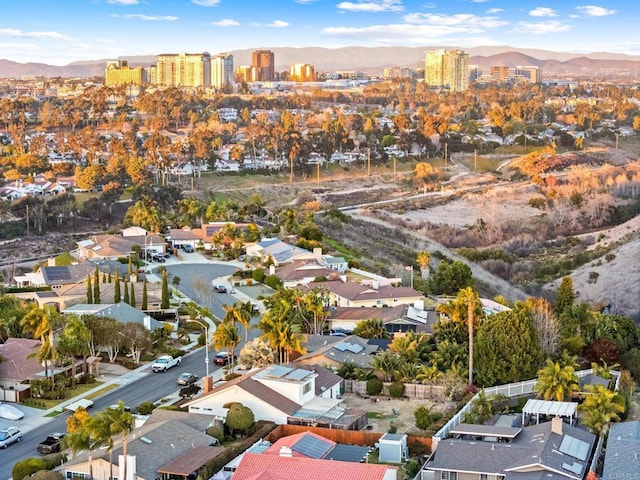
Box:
left=601, top=421, right=640, bottom=480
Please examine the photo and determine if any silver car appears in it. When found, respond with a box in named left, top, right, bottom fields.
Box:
left=0, top=426, right=22, bottom=448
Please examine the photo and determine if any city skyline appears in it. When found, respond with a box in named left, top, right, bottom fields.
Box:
left=0, top=0, right=636, bottom=67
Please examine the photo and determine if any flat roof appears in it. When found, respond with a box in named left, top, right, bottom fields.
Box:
left=523, top=399, right=578, bottom=417
left=450, top=423, right=522, bottom=439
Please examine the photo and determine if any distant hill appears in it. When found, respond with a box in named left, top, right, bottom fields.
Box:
left=2, top=45, right=640, bottom=78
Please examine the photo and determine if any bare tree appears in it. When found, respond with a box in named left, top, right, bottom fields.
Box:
left=528, top=297, right=560, bottom=356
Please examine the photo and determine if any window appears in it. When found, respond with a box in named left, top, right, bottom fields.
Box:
left=303, top=382, right=311, bottom=394
left=441, top=472, right=457, bottom=480
left=66, top=472, right=88, bottom=480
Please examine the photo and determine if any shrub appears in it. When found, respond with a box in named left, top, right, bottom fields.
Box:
left=225, top=403, right=255, bottom=435
left=264, top=274, right=282, bottom=289
left=388, top=422, right=397, bottom=434
left=13, top=458, right=48, bottom=480
left=206, top=426, right=224, bottom=443
left=137, top=401, right=156, bottom=415
left=366, top=377, right=383, bottom=396
left=41, top=453, right=68, bottom=470
left=414, top=406, right=435, bottom=430
left=388, top=381, right=405, bottom=398
left=252, top=269, right=265, bottom=283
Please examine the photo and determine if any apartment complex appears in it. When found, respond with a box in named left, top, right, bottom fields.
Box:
left=104, top=60, right=146, bottom=87
left=424, top=49, right=469, bottom=92
left=488, top=65, right=542, bottom=83
left=211, top=53, right=234, bottom=91
left=289, top=63, right=315, bottom=82
left=252, top=49, right=275, bottom=81
left=155, top=52, right=211, bottom=87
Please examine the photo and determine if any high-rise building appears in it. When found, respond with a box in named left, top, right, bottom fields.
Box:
left=424, top=49, right=469, bottom=92
left=211, top=53, right=234, bottom=92
left=234, top=66, right=252, bottom=84
left=155, top=52, right=211, bottom=87
left=490, top=65, right=510, bottom=82
left=251, top=50, right=275, bottom=82
left=104, top=60, right=146, bottom=86
left=516, top=66, right=542, bottom=84
left=289, top=63, right=315, bottom=82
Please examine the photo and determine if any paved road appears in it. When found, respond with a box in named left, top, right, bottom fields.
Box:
left=0, top=350, right=215, bottom=480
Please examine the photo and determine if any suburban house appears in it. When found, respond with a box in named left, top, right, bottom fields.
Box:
left=14, top=262, right=96, bottom=290
left=169, top=222, right=254, bottom=250
left=294, top=335, right=389, bottom=370
left=0, top=338, right=43, bottom=398
left=263, top=430, right=372, bottom=462
left=62, top=302, right=162, bottom=331
left=305, top=280, right=424, bottom=308
left=55, top=281, right=163, bottom=311
left=421, top=417, right=597, bottom=480
left=328, top=301, right=438, bottom=335
left=245, top=238, right=317, bottom=265
left=186, top=364, right=366, bottom=430
left=58, top=418, right=224, bottom=480
left=272, top=259, right=342, bottom=288
left=75, top=232, right=166, bottom=261
left=233, top=452, right=396, bottom=480
left=601, top=421, right=640, bottom=480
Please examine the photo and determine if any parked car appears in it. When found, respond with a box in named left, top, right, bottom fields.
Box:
left=213, top=285, right=227, bottom=293
left=0, top=402, right=24, bottom=420
left=152, top=355, right=182, bottom=372
left=182, top=244, right=194, bottom=253
left=37, top=432, right=65, bottom=454
left=0, top=426, right=22, bottom=449
left=152, top=254, right=165, bottom=263
left=176, top=373, right=198, bottom=386
left=213, top=351, right=230, bottom=366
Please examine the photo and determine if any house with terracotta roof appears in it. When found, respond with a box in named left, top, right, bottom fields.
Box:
left=0, top=338, right=44, bottom=392
left=328, top=302, right=437, bottom=335
left=306, top=279, right=424, bottom=308
left=186, top=364, right=366, bottom=430
left=232, top=452, right=396, bottom=480
left=75, top=232, right=166, bottom=261
left=169, top=222, right=255, bottom=250
left=273, top=259, right=342, bottom=288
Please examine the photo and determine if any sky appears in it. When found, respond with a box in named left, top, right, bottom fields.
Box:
left=0, top=0, right=637, bottom=66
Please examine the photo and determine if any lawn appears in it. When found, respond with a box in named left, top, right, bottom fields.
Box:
left=25, top=381, right=104, bottom=410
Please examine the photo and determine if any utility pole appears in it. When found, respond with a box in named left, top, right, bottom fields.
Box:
left=26, top=204, right=29, bottom=237
left=474, top=149, right=477, bottom=171
left=444, top=143, right=448, bottom=165
left=289, top=156, right=294, bottom=183
left=367, top=148, right=371, bottom=177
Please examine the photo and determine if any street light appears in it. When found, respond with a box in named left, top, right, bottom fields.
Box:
left=187, top=319, right=209, bottom=378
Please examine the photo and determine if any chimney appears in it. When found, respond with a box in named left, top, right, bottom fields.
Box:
left=279, top=446, right=293, bottom=457
left=313, top=247, right=323, bottom=260
left=269, top=264, right=276, bottom=275
left=203, top=375, right=213, bottom=393
left=551, top=416, right=563, bottom=435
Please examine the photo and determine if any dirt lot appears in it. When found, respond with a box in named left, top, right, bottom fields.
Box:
left=340, top=393, right=456, bottom=435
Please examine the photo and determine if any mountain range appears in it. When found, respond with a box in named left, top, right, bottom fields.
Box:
left=2, top=45, right=640, bottom=79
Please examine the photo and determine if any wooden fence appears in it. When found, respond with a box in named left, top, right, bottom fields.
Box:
left=343, top=379, right=448, bottom=401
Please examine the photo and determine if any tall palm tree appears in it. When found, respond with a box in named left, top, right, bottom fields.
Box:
left=102, top=401, right=135, bottom=480
left=533, top=358, right=581, bottom=401
left=578, top=384, right=625, bottom=436
left=459, top=287, right=479, bottom=386
left=213, top=320, right=241, bottom=371
left=63, top=413, right=107, bottom=480
left=416, top=250, right=431, bottom=278
left=353, top=318, right=390, bottom=339
left=224, top=302, right=254, bottom=345
left=372, top=351, right=403, bottom=382
left=21, top=305, right=60, bottom=386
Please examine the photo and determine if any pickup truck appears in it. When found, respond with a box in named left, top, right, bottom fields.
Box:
left=152, top=355, right=181, bottom=373
left=37, top=432, right=66, bottom=454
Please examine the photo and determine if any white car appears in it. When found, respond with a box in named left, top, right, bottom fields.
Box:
left=0, top=426, right=22, bottom=448
left=0, top=402, right=24, bottom=420
left=64, top=398, right=94, bottom=412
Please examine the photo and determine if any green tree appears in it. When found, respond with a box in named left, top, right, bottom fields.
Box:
left=86, top=275, right=93, bottom=304
left=93, top=265, right=100, bottom=304
left=101, top=401, right=135, bottom=480
left=555, top=276, right=575, bottom=315
left=533, top=358, right=580, bottom=401
left=213, top=320, right=241, bottom=371
left=129, top=282, right=136, bottom=308
left=371, top=351, right=404, bottom=382
left=224, top=403, right=254, bottom=436
left=353, top=318, right=390, bottom=339
left=578, top=384, right=625, bottom=436
left=141, top=280, right=148, bottom=310
left=58, top=316, right=91, bottom=388
left=161, top=269, right=170, bottom=309
left=474, top=308, right=544, bottom=386
left=114, top=269, right=121, bottom=303
left=63, top=410, right=106, bottom=480
left=431, top=260, right=474, bottom=295
left=12, top=459, right=48, bottom=480
left=123, top=280, right=130, bottom=304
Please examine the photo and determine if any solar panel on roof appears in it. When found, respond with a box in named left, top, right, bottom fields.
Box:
left=345, top=343, right=364, bottom=353
left=334, top=342, right=349, bottom=352
left=267, top=365, right=292, bottom=378
left=286, top=369, right=311, bottom=381
left=292, top=435, right=333, bottom=459
left=324, top=444, right=370, bottom=463
left=559, top=435, right=590, bottom=461
left=562, top=461, right=583, bottom=475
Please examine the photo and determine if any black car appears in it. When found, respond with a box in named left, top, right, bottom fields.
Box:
left=176, top=373, right=199, bottom=385
left=213, top=351, right=230, bottom=366
left=213, top=285, right=228, bottom=293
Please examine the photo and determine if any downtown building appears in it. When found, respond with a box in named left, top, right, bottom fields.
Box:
left=104, top=60, right=146, bottom=87
left=289, top=63, right=315, bottom=82
left=154, top=52, right=211, bottom=87
left=424, top=49, right=469, bottom=92
left=211, top=53, right=234, bottom=92
left=251, top=49, right=275, bottom=81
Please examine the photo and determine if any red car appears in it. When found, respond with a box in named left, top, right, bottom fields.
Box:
left=213, top=351, right=230, bottom=365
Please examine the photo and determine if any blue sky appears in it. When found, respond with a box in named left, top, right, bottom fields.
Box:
left=0, top=0, right=635, bottom=66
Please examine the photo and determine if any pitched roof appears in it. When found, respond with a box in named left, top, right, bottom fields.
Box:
left=601, top=421, right=640, bottom=480
left=232, top=452, right=395, bottom=480
left=264, top=431, right=336, bottom=458
left=41, top=263, right=94, bottom=285
left=0, top=338, right=43, bottom=381
left=330, top=305, right=405, bottom=322
left=307, top=281, right=423, bottom=302
left=303, top=364, right=343, bottom=397
left=157, top=445, right=224, bottom=476
left=274, top=260, right=341, bottom=283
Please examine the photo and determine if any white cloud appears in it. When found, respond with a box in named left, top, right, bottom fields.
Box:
left=576, top=5, right=616, bottom=16
left=107, top=0, right=139, bottom=4
left=337, top=0, right=403, bottom=13
left=266, top=20, right=289, bottom=28
left=529, top=7, right=557, bottom=17
left=294, top=0, right=316, bottom=3
left=487, top=8, right=503, bottom=14
left=0, top=42, right=39, bottom=52
left=403, top=13, right=507, bottom=29
left=211, top=19, right=240, bottom=27
left=111, top=14, right=178, bottom=21
left=191, top=0, right=220, bottom=6
left=0, top=28, right=72, bottom=40
left=513, top=20, right=571, bottom=35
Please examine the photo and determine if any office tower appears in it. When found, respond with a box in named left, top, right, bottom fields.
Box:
left=516, top=66, right=542, bottom=83
left=104, top=60, right=145, bottom=86
left=289, top=63, right=315, bottom=82
left=155, top=52, right=211, bottom=87
left=490, top=65, right=510, bottom=82
left=251, top=50, right=275, bottom=81
left=211, top=53, right=234, bottom=91
left=234, top=66, right=252, bottom=84
left=424, top=49, right=469, bottom=91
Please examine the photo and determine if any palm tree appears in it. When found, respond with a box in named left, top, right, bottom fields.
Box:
left=533, top=358, right=581, bottom=401
left=213, top=320, right=241, bottom=371
left=416, top=250, right=431, bottom=278
left=578, top=384, right=625, bottom=436
left=371, top=351, right=404, bottom=382
left=353, top=318, right=390, bottom=339
left=224, top=302, right=253, bottom=345
left=101, top=401, right=135, bottom=480
left=21, top=305, right=60, bottom=386
left=64, top=413, right=107, bottom=480
left=459, top=287, right=479, bottom=386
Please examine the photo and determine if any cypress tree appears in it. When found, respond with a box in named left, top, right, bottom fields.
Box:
left=93, top=265, right=101, bottom=304
left=142, top=280, right=148, bottom=310
left=123, top=280, right=130, bottom=304
left=86, top=275, right=93, bottom=304
left=114, top=270, right=121, bottom=303
left=161, top=269, right=170, bottom=309
left=130, top=282, right=136, bottom=308
left=102, top=272, right=107, bottom=283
